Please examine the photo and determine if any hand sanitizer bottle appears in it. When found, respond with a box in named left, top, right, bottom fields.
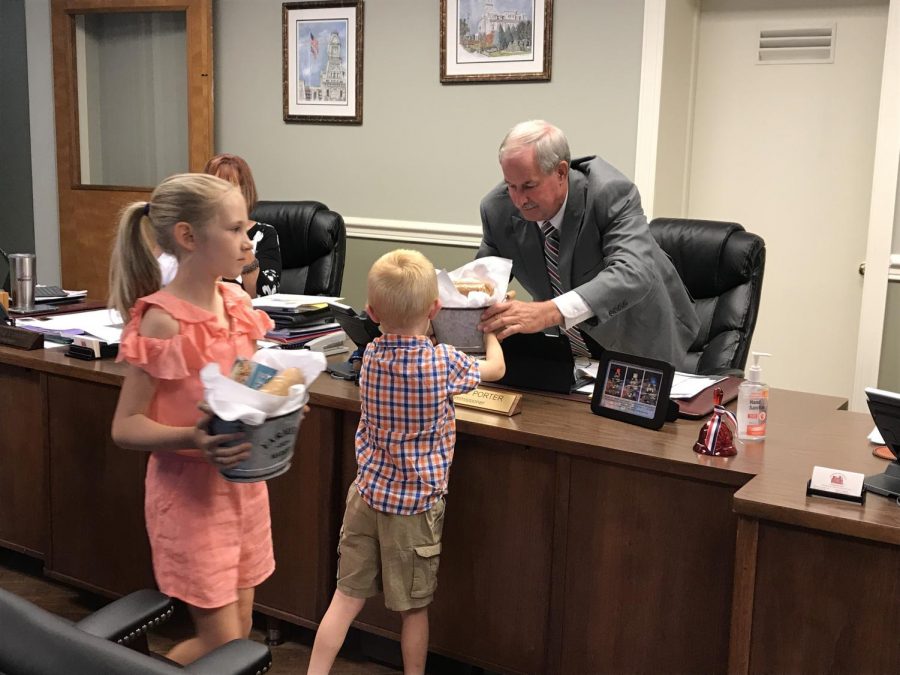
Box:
left=737, top=352, right=771, bottom=442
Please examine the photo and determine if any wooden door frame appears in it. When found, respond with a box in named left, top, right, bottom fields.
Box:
left=50, top=0, right=212, bottom=297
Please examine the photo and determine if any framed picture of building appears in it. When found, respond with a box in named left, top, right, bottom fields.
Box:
left=440, top=0, right=553, bottom=83
left=283, top=1, right=364, bottom=124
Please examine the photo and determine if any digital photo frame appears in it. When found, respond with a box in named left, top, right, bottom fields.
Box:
left=591, top=350, right=677, bottom=430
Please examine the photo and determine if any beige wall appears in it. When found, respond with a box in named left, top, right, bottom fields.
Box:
left=213, top=0, right=645, bottom=306
left=686, top=0, right=887, bottom=397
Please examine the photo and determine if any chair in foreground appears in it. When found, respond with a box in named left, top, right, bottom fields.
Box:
left=251, top=200, right=346, bottom=296
left=649, top=217, right=766, bottom=375
left=0, top=588, right=271, bottom=675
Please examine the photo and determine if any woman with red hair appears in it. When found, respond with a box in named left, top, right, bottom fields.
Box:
left=203, top=154, right=282, bottom=298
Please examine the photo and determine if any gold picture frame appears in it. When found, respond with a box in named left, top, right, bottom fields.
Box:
left=440, top=0, right=553, bottom=83
left=283, top=0, right=364, bottom=124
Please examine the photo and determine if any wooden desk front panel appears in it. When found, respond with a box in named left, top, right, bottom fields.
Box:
left=341, top=413, right=558, bottom=675
left=255, top=405, right=342, bottom=626
left=561, top=458, right=738, bottom=674
left=748, top=521, right=900, bottom=674
left=45, top=375, right=154, bottom=596
left=0, top=364, right=47, bottom=557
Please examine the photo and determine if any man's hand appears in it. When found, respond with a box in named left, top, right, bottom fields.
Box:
left=478, top=300, right=562, bottom=340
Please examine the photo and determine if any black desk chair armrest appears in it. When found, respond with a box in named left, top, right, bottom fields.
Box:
left=184, top=639, right=272, bottom=675
left=75, top=589, right=173, bottom=644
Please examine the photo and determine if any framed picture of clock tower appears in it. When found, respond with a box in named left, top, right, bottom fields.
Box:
left=283, top=1, right=364, bottom=123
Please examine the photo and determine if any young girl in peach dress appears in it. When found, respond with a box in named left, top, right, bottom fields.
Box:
left=109, top=173, right=275, bottom=664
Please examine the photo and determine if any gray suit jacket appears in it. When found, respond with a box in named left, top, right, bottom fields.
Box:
left=477, top=155, right=700, bottom=369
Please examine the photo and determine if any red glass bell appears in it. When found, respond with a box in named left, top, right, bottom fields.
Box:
left=693, top=387, right=737, bottom=457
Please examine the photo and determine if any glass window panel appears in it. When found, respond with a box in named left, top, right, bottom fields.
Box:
left=75, top=12, right=187, bottom=187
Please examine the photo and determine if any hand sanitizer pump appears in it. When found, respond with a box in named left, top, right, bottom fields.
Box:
left=737, top=352, right=771, bottom=442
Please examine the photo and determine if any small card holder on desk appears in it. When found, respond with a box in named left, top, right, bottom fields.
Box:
left=65, top=335, right=118, bottom=360
left=805, top=465, right=866, bottom=504
left=0, top=304, right=43, bottom=349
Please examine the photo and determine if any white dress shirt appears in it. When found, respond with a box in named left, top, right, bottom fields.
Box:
left=157, top=252, right=178, bottom=286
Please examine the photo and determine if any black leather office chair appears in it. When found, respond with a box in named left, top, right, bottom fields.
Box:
left=0, top=588, right=271, bottom=675
left=649, top=218, right=765, bottom=375
left=251, top=200, right=346, bottom=296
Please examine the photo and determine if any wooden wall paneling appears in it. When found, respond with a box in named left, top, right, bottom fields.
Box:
left=256, top=405, right=341, bottom=626
left=45, top=375, right=154, bottom=596
left=429, top=434, right=556, bottom=674
left=338, top=411, right=360, bottom=490
left=561, top=459, right=738, bottom=674
left=343, top=422, right=558, bottom=674
left=748, top=522, right=900, bottom=674
left=0, top=365, right=47, bottom=557
left=728, top=516, right=759, bottom=675
left=545, top=454, right=571, bottom=675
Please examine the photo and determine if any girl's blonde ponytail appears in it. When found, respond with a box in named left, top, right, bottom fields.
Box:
left=108, top=202, right=160, bottom=319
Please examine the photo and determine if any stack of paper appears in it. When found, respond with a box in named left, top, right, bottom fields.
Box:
left=669, top=373, right=726, bottom=399
left=16, top=308, right=123, bottom=345
left=265, top=322, right=343, bottom=348
left=252, top=294, right=343, bottom=329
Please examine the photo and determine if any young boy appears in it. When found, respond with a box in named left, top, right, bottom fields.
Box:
left=307, top=249, right=505, bottom=675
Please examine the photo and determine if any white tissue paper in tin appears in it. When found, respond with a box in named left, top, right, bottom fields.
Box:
left=201, top=349, right=327, bottom=425
left=436, top=256, right=513, bottom=308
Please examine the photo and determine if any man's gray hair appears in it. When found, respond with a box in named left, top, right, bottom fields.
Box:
left=498, top=120, right=571, bottom=174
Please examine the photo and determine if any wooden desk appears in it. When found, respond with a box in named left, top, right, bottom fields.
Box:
left=0, top=343, right=897, bottom=674
left=729, top=408, right=900, bottom=674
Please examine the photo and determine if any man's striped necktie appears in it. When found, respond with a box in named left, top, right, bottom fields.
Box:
left=541, top=221, right=591, bottom=358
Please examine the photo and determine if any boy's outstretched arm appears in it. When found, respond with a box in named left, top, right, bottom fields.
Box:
left=477, top=332, right=506, bottom=382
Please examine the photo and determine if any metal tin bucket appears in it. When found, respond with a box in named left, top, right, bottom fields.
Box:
left=431, top=307, right=485, bottom=354
left=208, top=406, right=305, bottom=482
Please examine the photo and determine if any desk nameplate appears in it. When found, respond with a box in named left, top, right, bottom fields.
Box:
left=0, top=324, right=43, bottom=350
left=455, top=387, right=522, bottom=416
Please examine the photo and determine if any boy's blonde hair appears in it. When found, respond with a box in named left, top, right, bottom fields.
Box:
left=367, top=249, right=438, bottom=328
left=108, top=173, right=238, bottom=318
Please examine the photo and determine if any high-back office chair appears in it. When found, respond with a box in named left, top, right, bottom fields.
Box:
left=251, top=200, right=346, bottom=296
left=649, top=217, right=766, bottom=375
left=0, top=588, right=271, bottom=675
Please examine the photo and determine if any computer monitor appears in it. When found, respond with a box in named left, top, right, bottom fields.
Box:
left=863, top=387, right=900, bottom=498
left=328, top=302, right=381, bottom=349
left=326, top=302, right=381, bottom=382
left=496, top=330, right=588, bottom=394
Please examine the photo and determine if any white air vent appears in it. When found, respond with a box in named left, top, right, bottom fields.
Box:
left=757, top=25, right=835, bottom=65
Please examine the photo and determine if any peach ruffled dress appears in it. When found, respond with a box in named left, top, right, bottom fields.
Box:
left=117, top=282, right=276, bottom=608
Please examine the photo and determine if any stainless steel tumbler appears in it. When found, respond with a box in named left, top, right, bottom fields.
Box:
left=9, top=253, right=36, bottom=310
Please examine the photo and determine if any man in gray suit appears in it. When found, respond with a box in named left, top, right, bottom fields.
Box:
left=477, top=120, right=700, bottom=368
